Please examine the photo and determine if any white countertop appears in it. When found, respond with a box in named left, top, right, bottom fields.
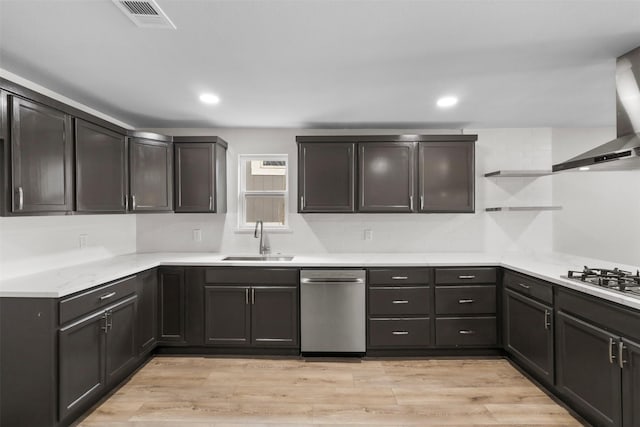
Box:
left=1, top=251, right=639, bottom=310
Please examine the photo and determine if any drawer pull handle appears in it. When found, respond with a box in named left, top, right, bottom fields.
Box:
left=458, top=299, right=474, bottom=304
left=458, top=329, right=476, bottom=335
left=518, top=283, right=531, bottom=290
left=392, top=331, right=409, bottom=335
left=392, top=300, right=409, bottom=304
left=99, top=292, right=116, bottom=301
left=458, top=275, right=476, bottom=279
left=391, top=276, right=408, bottom=280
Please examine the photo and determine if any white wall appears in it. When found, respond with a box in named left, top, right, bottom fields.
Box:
left=137, top=127, right=555, bottom=256
left=552, top=128, right=640, bottom=266
left=0, top=215, right=137, bottom=279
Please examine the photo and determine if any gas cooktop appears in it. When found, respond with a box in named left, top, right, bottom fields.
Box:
left=565, top=266, right=640, bottom=298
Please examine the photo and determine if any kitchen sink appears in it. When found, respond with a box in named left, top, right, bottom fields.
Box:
left=222, top=255, right=294, bottom=261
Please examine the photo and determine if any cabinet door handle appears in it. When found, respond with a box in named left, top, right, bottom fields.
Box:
left=420, top=195, right=424, bottom=210
left=459, top=330, right=476, bottom=335
left=107, top=311, right=113, bottom=330
left=619, top=341, right=627, bottom=369
left=518, top=283, right=531, bottom=290
left=125, top=194, right=129, bottom=211
left=101, top=312, right=109, bottom=333
left=132, top=194, right=137, bottom=210
left=458, top=299, right=474, bottom=304
left=391, top=276, right=408, bottom=280
left=409, top=195, right=414, bottom=209
left=245, top=288, right=249, bottom=305
left=99, top=291, right=116, bottom=301
left=16, top=187, right=24, bottom=211
left=544, top=310, right=551, bottom=330
left=459, top=275, right=476, bottom=279
left=300, top=196, right=304, bottom=209
left=609, top=338, right=616, bottom=364
left=209, top=195, right=213, bottom=211
left=251, top=288, right=255, bottom=305
left=392, top=300, right=409, bottom=304
left=392, top=331, right=409, bottom=335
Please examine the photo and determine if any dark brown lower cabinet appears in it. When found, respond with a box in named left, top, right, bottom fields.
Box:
left=137, top=269, right=158, bottom=354
left=503, top=289, right=554, bottom=384
left=622, top=338, right=640, bottom=427
left=204, top=285, right=298, bottom=348
left=158, top=267, right=186, bottom=343
left=58, top=309, right=106, bottom=421
left=105, top=296, right=138, bottom=385
left=556, top=311, right=622, bottom=427
left=204, top=286, right=251, bottom=346
left=59, top=295, right=137, bottom=422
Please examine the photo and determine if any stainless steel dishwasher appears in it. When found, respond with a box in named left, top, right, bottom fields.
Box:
left=300, top=269, right=366, bottom=353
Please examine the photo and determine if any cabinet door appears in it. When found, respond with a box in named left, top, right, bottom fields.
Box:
left=556, top=311, right=622, bottom=427
left=158, top=268, right=185, bottom=343
left=359, top=142, right=415, bottom=212
left=204, top=286, right=251, bottom=346
left=418, top=141, right=474, bottom=213
left=59, top=311, right=106, bottom=420
left=622, top=338, right=640, bottom=427
left=10, top=96, right=73, bottom=213
left=75, top=119, right=127, bottom=213
left=251, top=286, right=299, bottom=347
left=105, top=296, right=138, bottom=385
left=503, top=289, right=554, bottom=384
left=174, top=143, right=216, bottom=212
left=298, top=142, right=355, bottom=212
left=137, top=270, right=158, bottom=354
left=129, top=137, right=173, bottom=212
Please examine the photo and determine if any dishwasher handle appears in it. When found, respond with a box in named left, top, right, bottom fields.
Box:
left=301, top=278, right=364, bottom=284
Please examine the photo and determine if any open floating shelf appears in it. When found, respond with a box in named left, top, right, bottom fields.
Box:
left=484, top=170, right=552, bottom=178
left=486, top=206, right=562, bottom=212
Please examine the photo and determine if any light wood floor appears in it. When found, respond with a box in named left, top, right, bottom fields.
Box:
left=78, top=357, right=582, bottom=426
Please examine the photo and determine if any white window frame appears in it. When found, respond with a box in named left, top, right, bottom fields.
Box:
left=237, top=154, right=289, bottom=232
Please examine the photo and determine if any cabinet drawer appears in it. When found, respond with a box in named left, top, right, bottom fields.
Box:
left=435, top=317, right=497, bottom=347
left=435, top=268, right=496, bottom=285
left=368, top=318, right=430, bottom=348
left=435, top=285, right=496, bottom=315
left=60, top=275, right=138, bottom=325
left=204, top=268, right=298, bottom=285
left=369, top=287, right=430, bottom=315
left=504, top=270, right=553, bottom=304
left=368, top=268, right=430, bottom=285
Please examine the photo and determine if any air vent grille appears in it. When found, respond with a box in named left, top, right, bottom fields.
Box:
left=112, top=0, right=176, bottom=29
left=122, top=1, right=159, bottom=16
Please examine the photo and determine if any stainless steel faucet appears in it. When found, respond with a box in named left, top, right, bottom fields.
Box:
left=254, top=220, right=270, bottom=255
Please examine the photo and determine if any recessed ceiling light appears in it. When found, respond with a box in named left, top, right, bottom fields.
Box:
left=578, top=166, right=590, bottom=171
left=437, top=96, right=458, bottom=108
left=199, top=93, right=220, bottom=105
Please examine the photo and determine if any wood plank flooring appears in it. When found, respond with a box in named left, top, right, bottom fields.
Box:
left=77, top=357, right=582, bottom=426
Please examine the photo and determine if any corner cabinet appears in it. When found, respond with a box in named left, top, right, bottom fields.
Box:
left=296, top=135, right=476, bottom=214
left=129, top=133, right=173, bottom=212
left=173, top=136, right=227, bottom=213
left=298, top=142, right=355, bottom=212
left=8, top=95, right=74, bottom=214
left=75, top=119, right=127, bottom=213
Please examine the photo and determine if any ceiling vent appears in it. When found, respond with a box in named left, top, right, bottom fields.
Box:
left=112, top=0, right=176, bottom=29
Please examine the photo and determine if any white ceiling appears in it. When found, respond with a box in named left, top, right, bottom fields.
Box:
left=1, top=0, right=639, bottom=129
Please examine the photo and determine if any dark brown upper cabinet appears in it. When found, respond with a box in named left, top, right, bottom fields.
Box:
left=359, top=142, right=415, bottom=212
left=173, top=136, right=227, bottom=213
left=418, top=141, right=475, bottom=213
left=298, top=142, right=355, bottom=213
left=129, top=134, right=173, bottom=212
left=9, top=95, right=73, bottom=214
left=75, top=119, right=127, bottom=213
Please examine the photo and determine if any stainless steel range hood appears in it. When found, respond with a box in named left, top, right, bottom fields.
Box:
left=553, top=46, right=640, bottom=172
